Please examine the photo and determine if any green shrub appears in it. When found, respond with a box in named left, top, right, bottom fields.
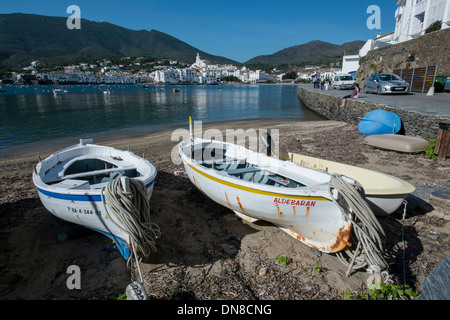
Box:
left=424, top=138, right=437, bottom=160
left=117, top=293, right=127, bottom=300
left=425, top=21, right=442, bottom=34
left=276, top=255, right=288, bottom=266
left=341, top=281, right=419, bottom=300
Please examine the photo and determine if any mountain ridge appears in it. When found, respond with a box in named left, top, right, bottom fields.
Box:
left=244, top=40, right=365, bottom=66
left=0, top=13, right=238, bottom=69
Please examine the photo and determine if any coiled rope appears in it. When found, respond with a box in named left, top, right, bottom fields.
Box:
left=101, top=177, right=160, bottom=268
left=329, top=174, right=388, bottom=276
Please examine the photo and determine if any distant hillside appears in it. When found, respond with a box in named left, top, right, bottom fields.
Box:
left=245, top=40, right=365, bottom=67
left=0, top=13, right=238, bottom=69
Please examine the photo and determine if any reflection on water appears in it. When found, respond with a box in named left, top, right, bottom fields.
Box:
left=0, top=84, right=323, bottom=154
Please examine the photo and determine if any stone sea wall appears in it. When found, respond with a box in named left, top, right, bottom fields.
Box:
left=297, top=86, right=443, bottom=139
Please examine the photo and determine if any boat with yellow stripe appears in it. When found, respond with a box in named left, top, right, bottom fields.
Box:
left=179, top=131, right=356, bottom=254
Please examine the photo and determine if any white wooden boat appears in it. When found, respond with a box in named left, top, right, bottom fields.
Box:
left=179, top=136, right=358, bottom=253
left=279, top=151, right=415, bottom=215
left=32, top=139, right=157, bottom=259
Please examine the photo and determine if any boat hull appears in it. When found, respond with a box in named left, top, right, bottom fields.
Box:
left=33, top=140, right=157, bottom=259
left=363, top=134, right=429, bottom=153
left=279, top=151, right=415, bottom=215
left=358, top=109, right=402, bottom=135
left=179, top=140, right=352, bottom=253
left=34, top=179, right=154, bottom=259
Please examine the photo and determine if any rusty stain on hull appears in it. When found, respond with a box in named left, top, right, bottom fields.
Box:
left=236, top=196, right=245, bottom=213
left=292, top=206, right=296, bottom=216
left=193, top=175, right=202, bottom=190
left=331, top=225, right=352, bottom=252
left=306, top=206, right=310, bottom=218
left=277, top=206, right=283, bottom=216
left=287, top=229, right=305, bottom=243
left=225, top=192, right=233, bottom=209
left=283, top=223, right=352, bottom=253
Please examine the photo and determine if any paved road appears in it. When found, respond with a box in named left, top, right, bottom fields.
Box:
left=299, top=84, right=450, bottom=119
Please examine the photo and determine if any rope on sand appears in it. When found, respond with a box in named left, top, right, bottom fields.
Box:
left=101, top=177, right=161, bottom=299
left=329, top=174, right=388, bottom=276
left=102, top=177, right=160, bottom=264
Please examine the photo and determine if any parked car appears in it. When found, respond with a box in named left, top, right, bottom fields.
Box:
left=363, top=73, right=409, bottom=95
left=332, top=73, right=355, bottom=90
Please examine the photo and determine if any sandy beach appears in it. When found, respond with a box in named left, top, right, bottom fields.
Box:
left=0, top=119, right=449, bottom=300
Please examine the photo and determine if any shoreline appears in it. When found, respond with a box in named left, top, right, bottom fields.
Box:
left=0, top=118, right=315, bottom=161
left=0, top=82, right=302, bottom=96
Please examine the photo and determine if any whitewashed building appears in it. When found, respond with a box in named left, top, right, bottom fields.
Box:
left=175, top=69, right=196, bottom=83
left=191, top=53, right=210, bottom=70
left=247, top=70, right=272, bottom=83
left=342, top=31, right=396, bottom=76
left=341, top=54, right=360, bottom=75
left=154, top=70, right=179, bottom=83
left=394, top=0, right=450, bottom=43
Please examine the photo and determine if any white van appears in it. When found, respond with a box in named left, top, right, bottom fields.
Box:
left=332, top=73, right=355, bottom=90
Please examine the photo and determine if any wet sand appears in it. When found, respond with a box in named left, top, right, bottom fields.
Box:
left=0, top=119, right=449, bottom=300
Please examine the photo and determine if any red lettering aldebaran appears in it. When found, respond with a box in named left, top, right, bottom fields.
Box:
left=273, top=198, right=316, bottom=207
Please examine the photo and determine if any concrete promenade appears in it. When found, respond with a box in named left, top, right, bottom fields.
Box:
left=300, top=84, right=450, bottom=119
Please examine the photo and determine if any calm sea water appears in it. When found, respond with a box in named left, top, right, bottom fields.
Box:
left=0, top=84, right=323, bottom=157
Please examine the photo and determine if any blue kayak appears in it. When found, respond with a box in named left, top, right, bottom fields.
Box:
left=358, top=109, right=402, bottom=135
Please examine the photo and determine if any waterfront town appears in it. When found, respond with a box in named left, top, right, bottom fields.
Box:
left=4, top=52, right=339, bottom=86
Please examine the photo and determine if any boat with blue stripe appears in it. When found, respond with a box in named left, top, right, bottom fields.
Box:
left=32, top=139, right=157, bottom=259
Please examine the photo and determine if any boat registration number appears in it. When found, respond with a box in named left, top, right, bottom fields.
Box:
left=67, top=207, right=101, bottom=215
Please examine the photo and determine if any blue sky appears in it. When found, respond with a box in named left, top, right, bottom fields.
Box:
left=1, top=1, right=398, bottom=62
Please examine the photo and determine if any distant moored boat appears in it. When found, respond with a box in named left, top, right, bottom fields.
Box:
left=53, top=88, right=68, bottom=96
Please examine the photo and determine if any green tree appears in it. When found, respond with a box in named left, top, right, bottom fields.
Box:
left=222, top=75, right=241, bottom=82
left=282, top=71, right=297, bottom=80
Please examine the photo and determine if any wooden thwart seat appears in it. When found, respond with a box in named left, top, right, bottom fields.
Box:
left=47, top=165, right=136, bottom=183
left=226, top=167, right=260, bottom=175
